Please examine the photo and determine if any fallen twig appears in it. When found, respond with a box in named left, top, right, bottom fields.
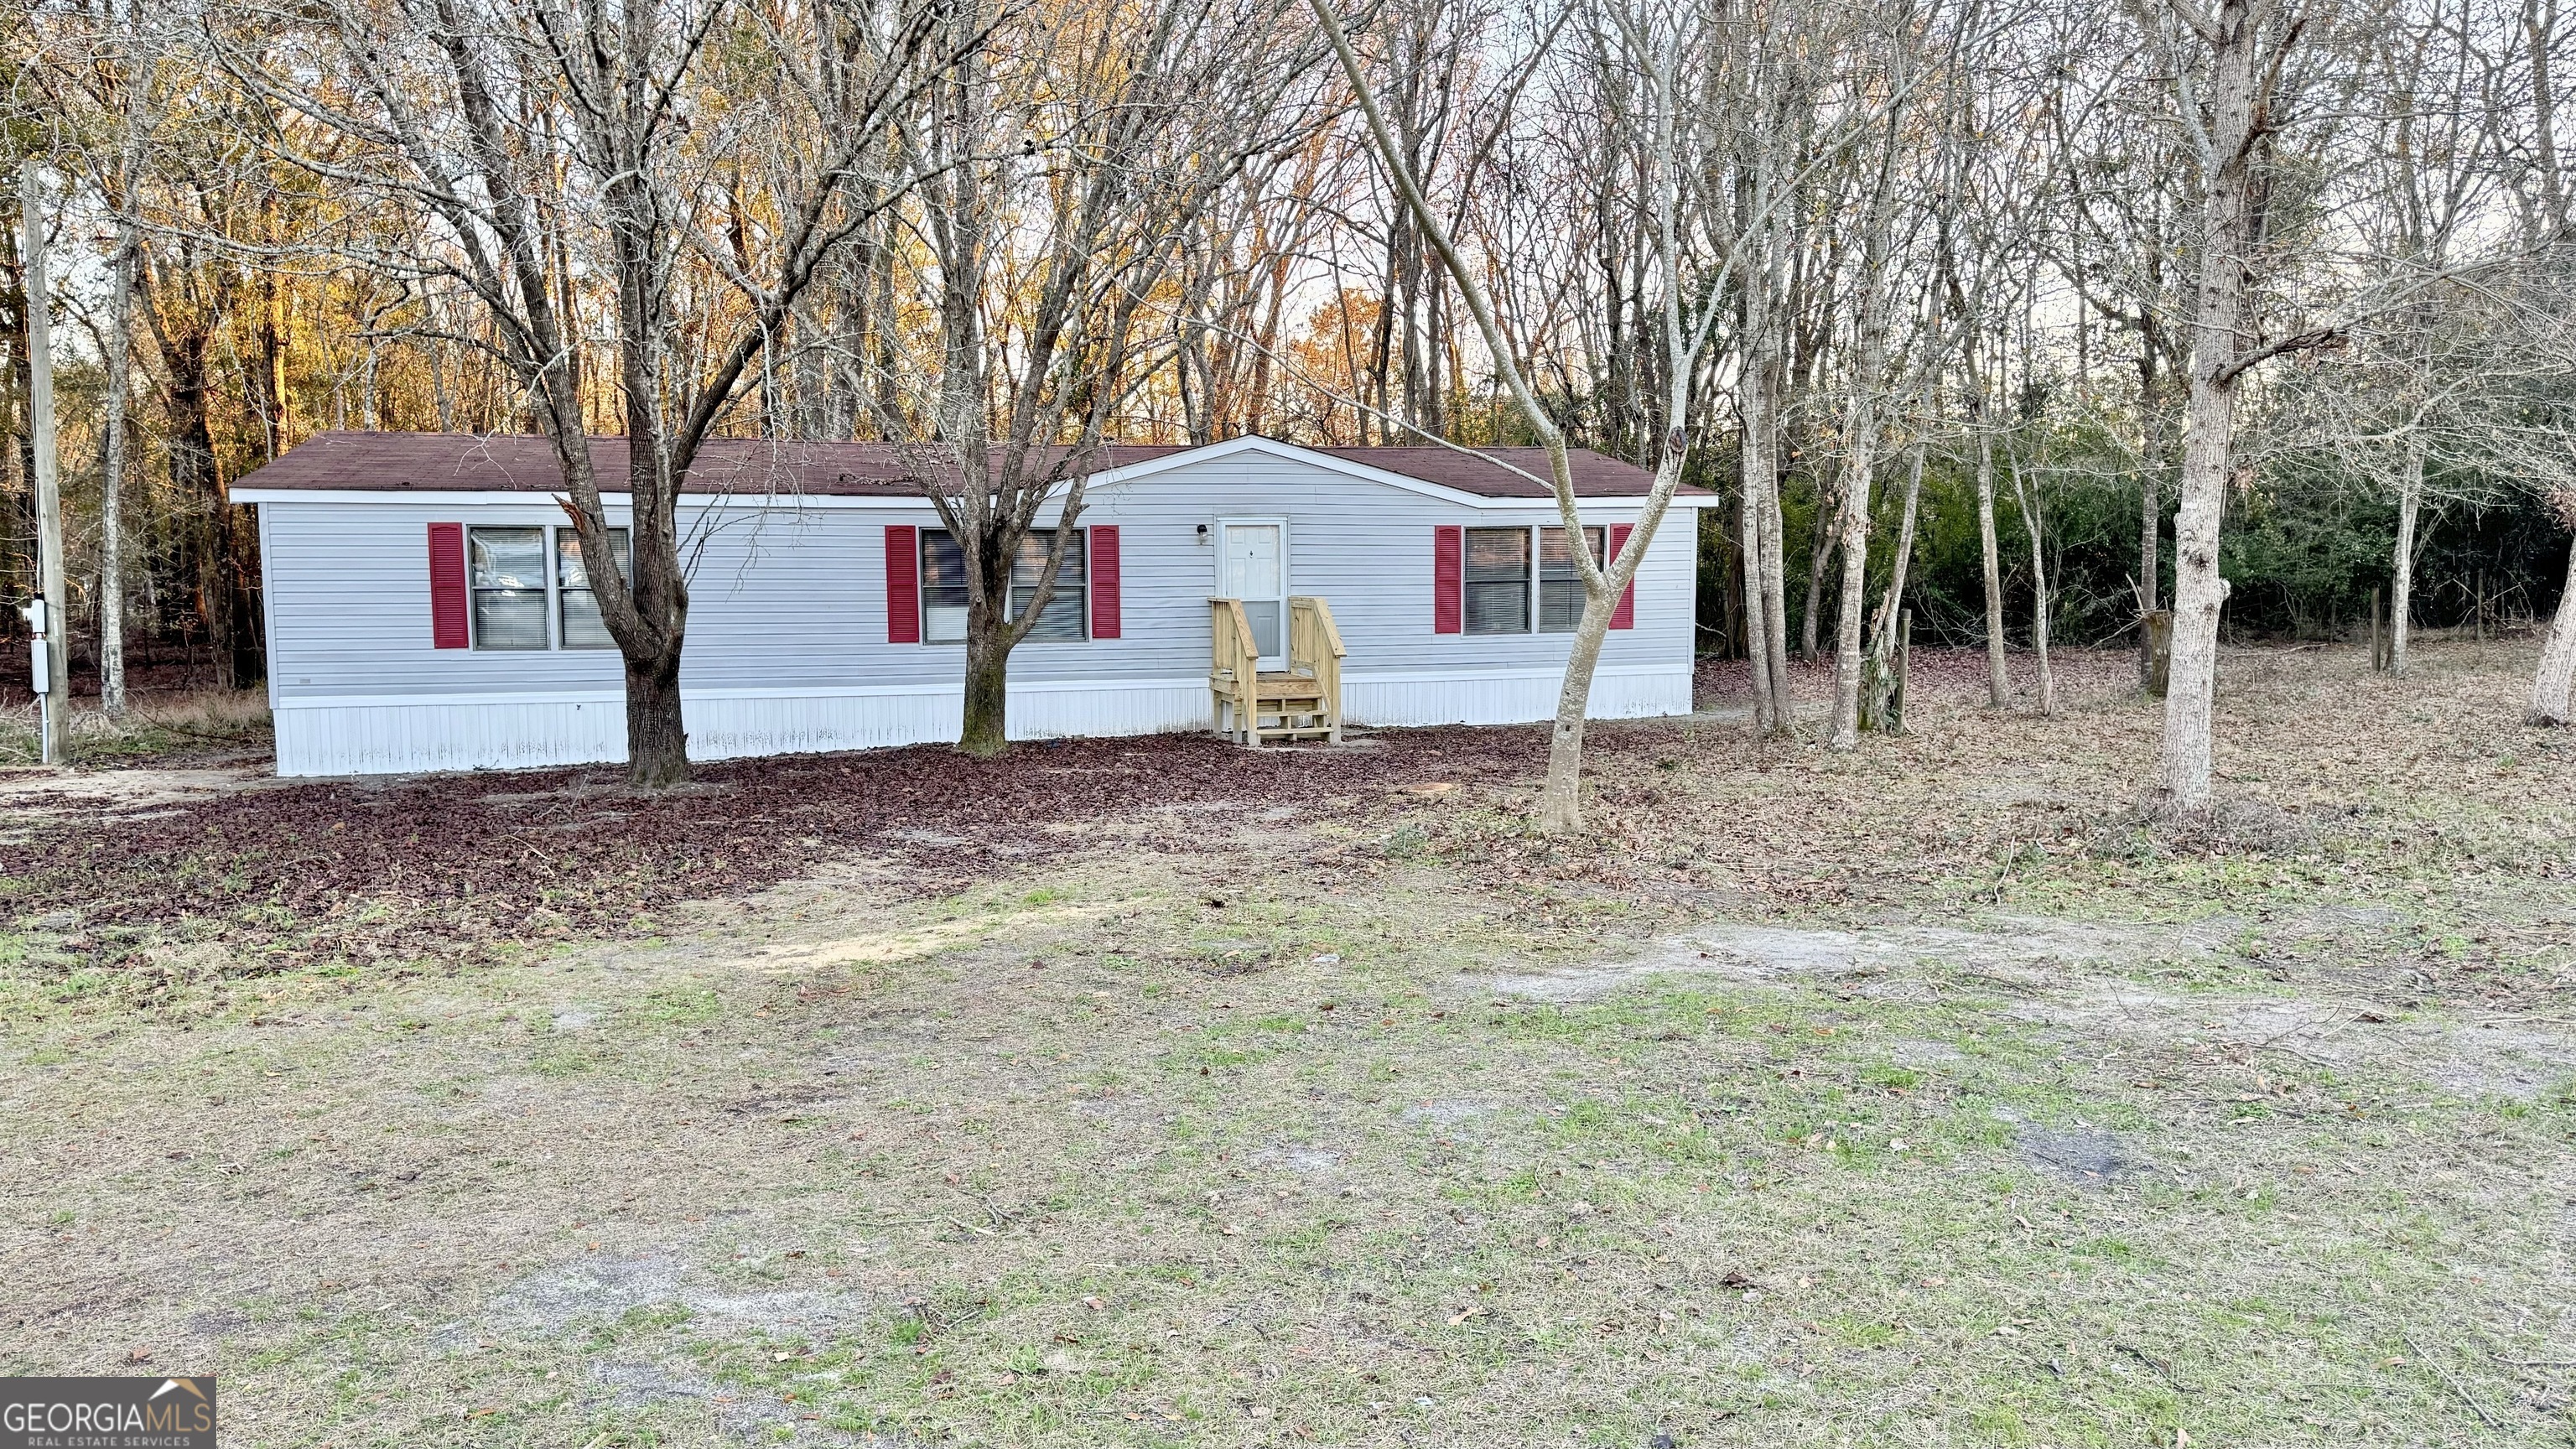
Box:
left=2403, top=1332, right=2501, bottom=1428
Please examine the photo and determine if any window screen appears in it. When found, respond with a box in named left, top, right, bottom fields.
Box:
left=1463, top=527, right=1530, bottom=635
left=468, top=527, right=548, bottom=650
left=1539, top=526, right=1605, bottom=632
left=557, top=527, right=631, bottom=649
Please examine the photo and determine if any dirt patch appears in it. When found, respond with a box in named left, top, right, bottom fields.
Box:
left=1481, top=913, right=2234, bottom=1001
left=477, top=1252, right=867, bottom=1337
left=2016, top=1124, right=2158, bottom=1186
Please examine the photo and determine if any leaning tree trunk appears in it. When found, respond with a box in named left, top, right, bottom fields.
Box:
left=2153, top=0, right=2266, bottom=818
left=1538, top=595, right=1615, bottom=831
left=1863, top=444, right=1924, bottom=731
left=1976, top=415, right=2010, bottom=708
left=2391, top=432, right=2423, bottom=675
left=2531, top=527, right=2576, bottom=724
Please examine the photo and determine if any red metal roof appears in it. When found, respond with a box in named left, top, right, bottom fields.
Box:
left=231, top=432, right=1697, bottom=501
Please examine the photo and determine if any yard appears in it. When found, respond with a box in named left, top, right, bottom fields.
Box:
left=2, top=641, right=2572, bottom=1447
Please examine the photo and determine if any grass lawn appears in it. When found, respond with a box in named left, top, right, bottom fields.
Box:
left=2, top=641, right=2571, bottom=1447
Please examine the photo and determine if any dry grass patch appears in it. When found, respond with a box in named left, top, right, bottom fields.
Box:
left=0, top=641, right=2569, bottom=1447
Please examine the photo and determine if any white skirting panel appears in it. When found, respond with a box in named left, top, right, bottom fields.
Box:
left=273, top=677, right=1212, bottom=776
left=269, top=666, right=1690, bottom=776
left=273, top=694, right=630, bottom=776
left=1343, top=664, right=1688, bottom=728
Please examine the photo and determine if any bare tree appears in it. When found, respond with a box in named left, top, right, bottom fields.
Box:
left=225, top=0, right=954, bottom=784
left=2147, top=0, right=2306, bottom=816
left=1311, top=0, right=1726, bottom=832
left=878, top=0, right=1319, bottom=755
left=1823, top=22, right=1917, bottom=749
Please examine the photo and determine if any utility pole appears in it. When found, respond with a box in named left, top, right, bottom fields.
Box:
left=23, top=161, right=67, bottom=764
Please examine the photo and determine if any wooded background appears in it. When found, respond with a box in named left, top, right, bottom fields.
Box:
left=4, top=0, right=2571, bottom=699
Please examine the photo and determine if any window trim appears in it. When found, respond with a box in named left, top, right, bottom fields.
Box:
left=555, top=526, right=631, bottom=651
left=916, top=526, right=1093, bottom=646
left=465, top=525, right=549, bottom=652
left=465, top=522, right=628, bottom=652
left=1461, top=525, right=1533, bottom=636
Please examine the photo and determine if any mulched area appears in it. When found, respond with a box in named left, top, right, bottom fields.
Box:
left=0, top=727, right=1561, bottom=974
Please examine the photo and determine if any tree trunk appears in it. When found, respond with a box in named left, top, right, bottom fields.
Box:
left=1761, top=458, right=1793, bottom=725
left=1749, top=305, right=1794, bottom=730
left=2392, top=434, right=2422, bottom=674
left=1864, top=444, right=1924, bottom=731
left=961, top=621, right=1011, bottom=757
left=1976, top=415, right=2009, bottom=707
left=2153, top=0, right=2268, bottom=818
left=1739, top=283, right=1779, bottom=731
left=2015, top=466, right=2055, bottom=715
left=1800, top=511, right=1831, bottom=662
left=2138, top=377, right=2163, bottom=685
left=1826, top=444, right=1877, bottom=749
left=1537, top=591, right=1614, bottom=833
left=625, top=648, right=689, bottom=787
left=2531, top=532, right=2576, bottom=724
left=1739, top=448, right=1775, bottom=731
left=101, top=221, right=133, bottom=716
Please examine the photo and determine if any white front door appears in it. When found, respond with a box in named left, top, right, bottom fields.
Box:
left=1218, top=520, right=1287, bottom=667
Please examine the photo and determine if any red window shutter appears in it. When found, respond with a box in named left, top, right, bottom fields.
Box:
left=1609, top=524, right=1637, bottom=630
left=1433, top=525, right=1463, bottom=634
left=1088, top=526, right=1120, bottom=639
left=428, top=522, right=469, bottom=649
left=885, top=525, right=920, bottom=643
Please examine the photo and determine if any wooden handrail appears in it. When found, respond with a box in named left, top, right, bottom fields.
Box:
left=1288, top=595, right=1343, bottom=665
left=1209, top=597, right=1258, bottom=677
left=1209, top=597, right=1259, bottom=743
left=1287, top=596, right=1344, bottom=745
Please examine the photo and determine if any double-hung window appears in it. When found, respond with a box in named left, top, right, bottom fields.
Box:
left=1539, top=526, right=1606, bottom=632
left=466, top=523, right=629, bottom=651
left=468, top=527, right=548, bottom=650
left=920, top=528, right=1087, bottom=644
left=1462, top=527, right=1531, bottom=635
